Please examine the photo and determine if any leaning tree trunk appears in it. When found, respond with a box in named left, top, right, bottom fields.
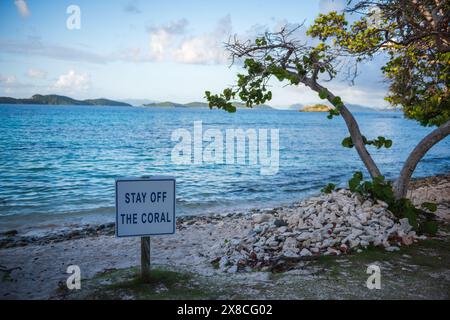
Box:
left=393, top=119, right=450, bottom=199
left=337, top=103, right=382, bottom=178
left=307, top=82, right=382, bottom=179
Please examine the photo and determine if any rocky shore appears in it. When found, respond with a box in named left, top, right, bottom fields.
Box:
left=2, top=175, right=448, bottom=253
left=0, top=174, right=449, bottom=299
left=214, top=189, right=425, bottom=273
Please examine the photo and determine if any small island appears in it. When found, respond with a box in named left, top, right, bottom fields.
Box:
left=0, top=94, right=132, bottom=107
left=299, top=104, right=333, bottom=112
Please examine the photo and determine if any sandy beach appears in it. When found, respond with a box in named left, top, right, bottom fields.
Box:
left=0, top=174, right=449, bottom=300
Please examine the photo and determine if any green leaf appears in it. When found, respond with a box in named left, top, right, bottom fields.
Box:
left=403, top=207, right=419, bottom=230
left=319, top=89, right=328, bottom=99
left=421, top=202, right=437, bottom=212
left=331, top=96, right=343, bottom=108
left=341, top=136, right=354, bottom=148
left=223, top=88, right=233, bottom=100
left=384, top=139, right=393, bottom=148
left=226, top=104, right=237, bottom=113
left=255, top=37, right=267, bottom=46
left=321, top=183, right=336, bottom=194
left=348, top=171, right=363, bottom=192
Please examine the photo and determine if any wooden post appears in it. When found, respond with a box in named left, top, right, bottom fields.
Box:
left=141, top=236, right=151, bottom=282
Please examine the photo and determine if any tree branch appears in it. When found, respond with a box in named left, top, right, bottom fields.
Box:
left=393, top=119, right=450, bottom=199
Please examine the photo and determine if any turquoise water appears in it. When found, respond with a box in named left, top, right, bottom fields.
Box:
left=0, top=104, right=449, bottom=230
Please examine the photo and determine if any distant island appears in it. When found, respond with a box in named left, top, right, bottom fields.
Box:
left=0, top=94, right=384, bottom=112
left=297, top=103, right=378, bottom=113
left=0, top=94, right=131, bottom=107
left=299, top=104, right=332, bottom=112
left=142, top=101, right=274, bottom=110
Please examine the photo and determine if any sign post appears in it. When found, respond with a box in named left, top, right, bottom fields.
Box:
left=141, top=236, right=151, bottom=281
left=115, top=177, right=176, bottom=282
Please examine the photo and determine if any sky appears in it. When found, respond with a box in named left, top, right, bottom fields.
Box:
left=0, top=0, right=390, bottom=108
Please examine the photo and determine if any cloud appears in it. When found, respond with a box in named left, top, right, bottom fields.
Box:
left=144, top=16, right=231, bottom=64
left=0, top=74, right=17, bottom=84
left=26, top=68, right=47, bottom=79
left=242, top=19, right=308, bottom=45
left=146, top=19, right=188, bottom=35
left=319, top=0, right=346, bottom=13
left=328, top=83, right=388, bottom=107
left=117, top=47, right=152, bottom=63
left=1, top=16, right=231, bottom=66
left=146, top=19, right=188, bottom=61
left=124, top=0, right=141, bottom=14
left=53, top=70, right=90, bottom=93
left=0, top=38, right=114, bottom=64
left=174, top=15, right=231, bottom=64
left=14, top=0, right=30, bottom=17
left=0, top=74, right=34, bottom=95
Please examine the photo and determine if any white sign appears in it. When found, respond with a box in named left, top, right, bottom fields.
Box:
left=115, top=177, right=176, bottom=237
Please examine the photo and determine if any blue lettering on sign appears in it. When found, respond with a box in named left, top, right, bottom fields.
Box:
left=120, top=212, right=172, bottom=224
left=121, top=213, right=138, bottom=224
left=124, top=192, right=167, bottom=204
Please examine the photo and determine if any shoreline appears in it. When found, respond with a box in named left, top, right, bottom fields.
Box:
left=1, top=173, right=449, bottom=249
left=0, top=174, right=449, bottom=299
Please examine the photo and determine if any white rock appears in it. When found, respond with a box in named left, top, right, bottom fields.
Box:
left=219, top=256, right=229, bottom=269
left=362, top=200, right=373, bottom=208
left=324, top=223, right=334, bottom=229
left=372, top=207, right=384, bottom=214
left=399, top=218, right=413, bottom=233
left=321, top=238, right=336, bottom=248
left=302, top=239, right=312, bottom=248
left=297, top=232, right=312, bottom=241
left=327, top=247, right=341, bottom=255
left=360, top=240, right=369, bottom=247
left=300, top=248, right=312, bottom=257
left=287, top=213, right=301, bottom=226
left=267, top=240, right=279, bottom=248
left=227, top=265, right=238, bottom=273
left=376, top=200, right=389, bottom=208
left=282, top=237, right=298, bottom=252
left=253, top=214, right=271, bottom=224
left=278, top=226, right=288, bottom=233
left=282, top=250, right=300, bottom=258
left=349, top=239, right=360, bottom=248
left=310, top=247, right=320, bottom=253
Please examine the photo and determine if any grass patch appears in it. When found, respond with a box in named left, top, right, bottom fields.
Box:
left=109, top=268, right=190, bottom=290
left=68, top=266, right=222, bottom=300
left=348, top=245, right=395, bottom=262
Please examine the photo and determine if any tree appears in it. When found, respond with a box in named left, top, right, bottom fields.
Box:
left=205, top=0, right=449, bottom=202
left=309, top=0, right=450, bottom=199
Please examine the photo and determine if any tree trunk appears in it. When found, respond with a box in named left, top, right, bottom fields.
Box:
left=393, top=119, right=450, bottom=199
left=307, top=82, right=382, bottom=179
left=338, top=103, right=382, bottom=178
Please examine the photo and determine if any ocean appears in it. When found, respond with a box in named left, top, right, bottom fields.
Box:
left=0, top=104, right=449, bottom=231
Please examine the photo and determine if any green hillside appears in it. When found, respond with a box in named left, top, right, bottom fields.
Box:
left=0, top=94, right=131, bottom=106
